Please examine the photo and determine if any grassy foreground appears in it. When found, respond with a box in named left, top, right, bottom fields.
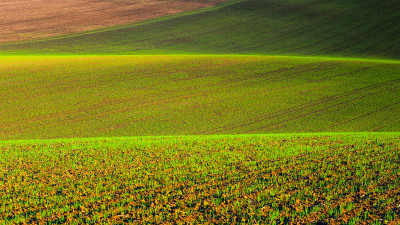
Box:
left=1, top=133, right=399, bottom=224
left=1, top=55, right=399, bottom=140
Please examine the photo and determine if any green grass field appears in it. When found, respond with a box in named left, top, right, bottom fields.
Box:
left=1, top=133, right=399, bottom=224
left=1, top=55, right=399, bottom=140
left=1, top=0, right=400, bottom=223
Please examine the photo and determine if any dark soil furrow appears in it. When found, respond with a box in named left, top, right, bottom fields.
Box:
left=319, top=100, right=400, bottom=131
left=206, top=79, right=400, bottom=134
left=247, top=86, right=400, bottom=133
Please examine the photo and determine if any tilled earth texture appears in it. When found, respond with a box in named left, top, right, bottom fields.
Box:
left=0, top=0, right=227, bottom=43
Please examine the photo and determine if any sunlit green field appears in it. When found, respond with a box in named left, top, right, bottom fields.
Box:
left=1, top=133, right=399, bottom=224
left=1, top=0, right=400, bottom=223
left=2, top=55, right=399, bottom=224
left=1, top=55, right=399, bottom=140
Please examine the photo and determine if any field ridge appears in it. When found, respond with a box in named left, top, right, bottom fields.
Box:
left=0, top=0, right=399, bottom=59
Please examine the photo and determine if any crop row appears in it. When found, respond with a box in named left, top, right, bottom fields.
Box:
left=0, top=133, right=399, bottom=224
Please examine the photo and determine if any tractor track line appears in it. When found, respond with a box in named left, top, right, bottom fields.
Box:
left=205, top=79, right=400, bottom=134
left=246, top=85, right=400, bottom=133
left=318, top=100, right=400, bottom=131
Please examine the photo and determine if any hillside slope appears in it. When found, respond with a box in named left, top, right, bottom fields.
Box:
left=1, top=0, right=399, bottom=59
left=1, top=55, right=399, bottom=140
left=0, top=0, right=227, bottom=43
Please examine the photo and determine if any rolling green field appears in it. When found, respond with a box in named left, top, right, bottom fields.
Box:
left=1, top=0, right=400, bottom=224
left=1, top=55, right=399, bottom=140
left=0, top=0, right=399, bottom=59
left=1, top=133, right=399, bottom=224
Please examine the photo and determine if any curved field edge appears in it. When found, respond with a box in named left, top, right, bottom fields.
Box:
left=0, top=0, right=233, bottom=45
left=0, top=0, right=399, bottom=59
left=1, top=133, right=399, bottom=224
left=1, top=55, right=399, bottom=140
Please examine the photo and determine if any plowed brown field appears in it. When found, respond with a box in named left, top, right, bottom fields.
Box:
left=0, top=0, right=226, bottom=42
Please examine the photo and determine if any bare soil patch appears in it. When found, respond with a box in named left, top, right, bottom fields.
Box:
left=0, top=0, right=227, bottom=42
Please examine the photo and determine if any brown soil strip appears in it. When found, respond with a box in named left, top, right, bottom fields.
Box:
left=0, top=0, right=227, bottom=43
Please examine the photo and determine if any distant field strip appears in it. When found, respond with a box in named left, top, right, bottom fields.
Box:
left=0, top=133, right=399, bottom=223
left=1, top=55, right=399, bottom=140
left=1, top=0, right=399, bottom=59
left=0, top=0, right=228, bottom=42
